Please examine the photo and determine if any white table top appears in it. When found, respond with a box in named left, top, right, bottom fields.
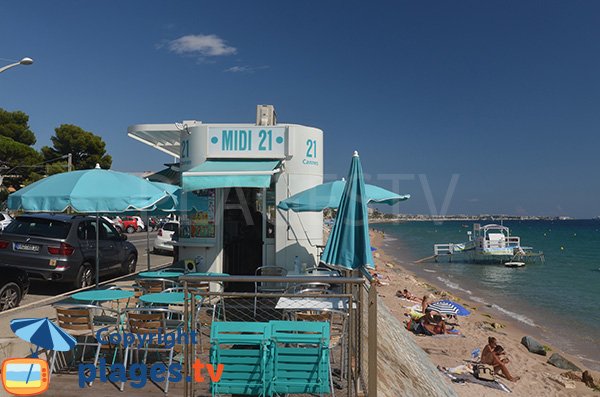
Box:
left=286, top=270, right=340, bottom=277
left=275, top=296, right=355, bottom=311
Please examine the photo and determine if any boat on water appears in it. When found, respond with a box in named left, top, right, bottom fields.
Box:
left=432, top=223, right=544, bottom=264
left=504, top=261, right=525, bottom=267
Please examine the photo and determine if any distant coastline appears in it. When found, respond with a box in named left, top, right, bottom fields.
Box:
left=367, top=214, right=591, bottom=222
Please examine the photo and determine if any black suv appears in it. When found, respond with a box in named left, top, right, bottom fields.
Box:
left=0, top=265, right=29, bottom=311
left=0, top=213, right=137, bottom=289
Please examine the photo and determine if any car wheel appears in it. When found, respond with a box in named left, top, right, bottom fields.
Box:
left=126, top=226, right=135, bottom=233
left=121, top=254, right=137, bottom=275
left=0, top=282, right=21, bottom=311
left=137, top=226, right=143, bottom=232
left=74, top=263, right=94, bottom=289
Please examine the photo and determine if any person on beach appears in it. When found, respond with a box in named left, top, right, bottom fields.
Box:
left=396, top=288, right=419, bottom=301
left=481, top=337, right=520, bottom=382
left=417, top=310, right=447, bottom=335
left=421, top=295, right=429, bottom=314
left=494, top=345, right=510, bottom=364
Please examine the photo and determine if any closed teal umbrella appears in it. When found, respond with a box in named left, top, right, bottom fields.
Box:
left=320, top=152, right=375, bottom=270
left=7, top=165, right=172, bottom=287
left=278, top=180, right=409, bottom=212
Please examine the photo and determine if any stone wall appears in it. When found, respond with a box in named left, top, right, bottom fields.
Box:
left=367, top=297, right=458, bottom=397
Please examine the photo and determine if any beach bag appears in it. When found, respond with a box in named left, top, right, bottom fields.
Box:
left=473, top=364, right=495, bottom=381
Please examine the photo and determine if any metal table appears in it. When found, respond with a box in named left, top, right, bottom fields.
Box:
left=275, top=296, right=354, bottom=311
left=138, top=271, right=183, bottom=279
left=71, top=289, right=134, bottom=302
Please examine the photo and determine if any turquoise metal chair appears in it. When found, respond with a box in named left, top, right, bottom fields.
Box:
left=269, top=320, right=332, bottom=396
left=209, top=321, right=272, bottom=396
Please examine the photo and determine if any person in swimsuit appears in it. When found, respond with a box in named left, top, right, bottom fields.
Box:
left=481, top=337, right=520, bottom=381
left=417, top=310, right=447, bottom=335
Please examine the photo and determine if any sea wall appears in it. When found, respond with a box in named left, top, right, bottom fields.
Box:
left=374, top=299, right=457, bottom=397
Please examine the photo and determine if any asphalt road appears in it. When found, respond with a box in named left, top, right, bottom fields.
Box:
left=20, top=230, right=174, bottom=306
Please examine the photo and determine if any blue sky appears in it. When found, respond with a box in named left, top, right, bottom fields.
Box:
left=2, top=1, right=599, bottom=217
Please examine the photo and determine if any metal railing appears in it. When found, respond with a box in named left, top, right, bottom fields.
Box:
left=178, top=274, right=376, bottom=397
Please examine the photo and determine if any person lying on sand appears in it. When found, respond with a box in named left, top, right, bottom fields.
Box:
left=417, top=310, right=448, bottom=335
left=396, top=288, right=419, bottom=301
left=481, top=337, right=520, bottom=382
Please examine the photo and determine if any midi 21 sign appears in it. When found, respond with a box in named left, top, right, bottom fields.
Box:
left=207, top=127, right=286, bottom=159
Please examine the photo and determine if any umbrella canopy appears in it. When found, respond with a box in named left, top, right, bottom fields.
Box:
left=160, top=189, right=213, bottom=213
left=278, top=179, right=409, bottom=212
left=427, top=300, right=471, bottom=316
left=320, top=152, right=374, bottom=270
left=10, top=318, right=76, bottom=353
left=7, top=166, right=173, bottom=287
left=7, top=167, right=171, bottom=213
left=131, top=184, right=212, bottom=214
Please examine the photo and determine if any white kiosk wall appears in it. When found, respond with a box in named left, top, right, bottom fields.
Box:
left=178, top=122, right=323, bottom=274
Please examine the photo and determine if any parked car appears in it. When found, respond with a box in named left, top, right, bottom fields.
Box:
left=0, top=212, right=13, bottom=230
left=0, top=213, right=137, bottom=289
left=127, top=216, right=146, bottom=232
left=153, top=221, right=179, bottom=254
left=0, top=265, right=29, bottom=311
left=121, top=217, right=139, bottom=234
left=103, top=215, right=124, bottom=233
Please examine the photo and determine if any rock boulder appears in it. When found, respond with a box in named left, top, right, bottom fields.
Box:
left=521, top=336, right=546, bottom=356
left=547, top=353, right=582, bottom=371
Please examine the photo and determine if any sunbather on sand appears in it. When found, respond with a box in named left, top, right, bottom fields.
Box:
left=417, top=310, right=447, bottom=335
left=481, top=337, right=520, bottom=382
left=396, top=288, right=419, bottom=301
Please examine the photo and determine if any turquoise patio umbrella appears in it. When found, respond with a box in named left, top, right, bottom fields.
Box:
left=7, top=165, right=172, bottom=287
left=320, top=151, right=375, bottom=270
left=128, top=182, right=211, bottom=271
left=278, top=179, right=409, bottom=212
left=8, top=166, right=171, bottom=213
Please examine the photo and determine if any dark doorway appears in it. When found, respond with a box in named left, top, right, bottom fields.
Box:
left=223, top=188, right=263, bottom=291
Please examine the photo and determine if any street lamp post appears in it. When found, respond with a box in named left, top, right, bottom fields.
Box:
left=0, top=57, right=34, bottom=74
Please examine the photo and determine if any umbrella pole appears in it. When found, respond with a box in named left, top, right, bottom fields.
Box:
left=146, top=212, right=151, bottom=271
left=95, top=213, right=100, bottom=288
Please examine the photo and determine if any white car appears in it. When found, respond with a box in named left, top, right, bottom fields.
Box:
left=0, top=212, right=13, bottom=230
left=102, top=215, right=123, bottom=233
left=153, top=221, right=179, bottom=254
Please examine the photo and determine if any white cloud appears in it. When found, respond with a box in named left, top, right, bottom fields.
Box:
left=166, top=34, right=236, bottom=57
left=224, top=65, right=269, bottom=74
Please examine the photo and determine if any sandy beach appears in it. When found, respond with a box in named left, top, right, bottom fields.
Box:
left=369, top=229, right=600, bottom=396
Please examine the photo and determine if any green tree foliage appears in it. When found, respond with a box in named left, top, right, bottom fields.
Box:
left=0, top=109, right=43, bottom=188
left=0, top=108, right=36, bottom=146
left=41, top=124, right=112, bottom=170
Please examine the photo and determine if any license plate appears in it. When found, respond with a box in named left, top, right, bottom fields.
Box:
left=14, top=242, right=40, bottom=252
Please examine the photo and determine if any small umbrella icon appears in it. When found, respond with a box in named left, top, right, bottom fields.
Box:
left=10, top=318, right=76, bottom=383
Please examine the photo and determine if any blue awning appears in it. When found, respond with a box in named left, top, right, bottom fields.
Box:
left=182, top=160, right=281, bottom=191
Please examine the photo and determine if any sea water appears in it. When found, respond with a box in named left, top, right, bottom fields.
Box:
left=373, top=220, right=600, bottom=370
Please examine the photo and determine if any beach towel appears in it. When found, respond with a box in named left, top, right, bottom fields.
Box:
left=438, top=367, right=512, bottom=393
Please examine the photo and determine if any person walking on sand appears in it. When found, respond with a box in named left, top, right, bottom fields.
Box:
left=481, top=337, right=520, bottom=382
